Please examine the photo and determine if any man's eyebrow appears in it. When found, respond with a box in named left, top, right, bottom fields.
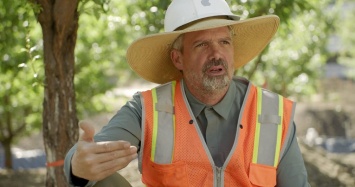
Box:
left=220, top=36, right=232, bottom=41
left=191, top=39, right=208, bottom=46
left=192, top=36, right=232, bottom=46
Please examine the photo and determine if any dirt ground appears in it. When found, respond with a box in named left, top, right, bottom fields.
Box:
left=1, top=78, right=355, bottom=187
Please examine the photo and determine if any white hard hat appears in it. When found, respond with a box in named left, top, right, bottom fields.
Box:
left=164, top=0, right=240, bottom=32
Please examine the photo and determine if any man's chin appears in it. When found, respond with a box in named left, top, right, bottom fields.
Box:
left=203, top=75, right=230, bottom=91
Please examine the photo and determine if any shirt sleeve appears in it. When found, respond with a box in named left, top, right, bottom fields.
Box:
left=276, top=122, right=310, bottom=187
left=63, top=92, right=143, bottom=186
left=94, top=92, right=142, bottom=147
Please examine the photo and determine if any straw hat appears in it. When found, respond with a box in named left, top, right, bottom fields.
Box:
left=126, top=0, right=280, bottom=84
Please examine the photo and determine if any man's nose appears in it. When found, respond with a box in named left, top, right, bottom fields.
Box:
left=208, top=43, right=223, bottom=60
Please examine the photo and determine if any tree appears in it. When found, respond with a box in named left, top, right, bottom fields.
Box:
left=24, top=0, right=80, bottom=185
left=27, top=0, right=125, bottom=186
left=0, top=0, right=43, bottom=169
left=1, top=0, right=131, bottom=185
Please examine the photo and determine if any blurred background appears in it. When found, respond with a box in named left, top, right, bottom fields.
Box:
left=0, top=0, right=354, bottom=186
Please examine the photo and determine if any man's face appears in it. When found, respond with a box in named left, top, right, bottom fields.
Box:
left=173, top=26, right=235, bottom=92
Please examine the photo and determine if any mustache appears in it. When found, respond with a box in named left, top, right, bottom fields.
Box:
left=202, top=59, right=228, bottom=73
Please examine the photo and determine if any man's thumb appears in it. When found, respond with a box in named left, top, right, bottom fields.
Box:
left=78, top=120, right=95, bottom=142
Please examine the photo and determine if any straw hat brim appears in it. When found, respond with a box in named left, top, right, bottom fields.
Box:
left=126, top=15, right=280, bottom=84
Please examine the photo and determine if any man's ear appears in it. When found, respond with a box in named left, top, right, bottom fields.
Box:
left=170, top=49, right=183, bottom=70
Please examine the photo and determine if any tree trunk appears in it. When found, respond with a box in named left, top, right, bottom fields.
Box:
left=1, top=94, right=13, bottom=169
left=2, top=139, right=13, bottom=169
left=34, top=0, right=80, bottom=186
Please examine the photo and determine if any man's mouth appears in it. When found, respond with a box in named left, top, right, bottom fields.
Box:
left=202, top=59, right=229, bottom=77
left=206, top=65, right=225, bottom=76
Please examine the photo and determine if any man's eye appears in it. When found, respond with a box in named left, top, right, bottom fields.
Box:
left=196, top=43, right=207, bottom=47
left=222, top=40, right=231, bottom=45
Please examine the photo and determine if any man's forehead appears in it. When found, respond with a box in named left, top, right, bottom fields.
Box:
left=184, top=26, right=231, bottom=39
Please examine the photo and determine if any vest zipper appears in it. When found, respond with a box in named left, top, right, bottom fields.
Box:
left=216, top=166, right=222, bottom=187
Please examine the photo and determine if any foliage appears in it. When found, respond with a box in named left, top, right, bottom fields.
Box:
left=79, top=0, right=110, bottom=19
left=231, top=0, right=338, bottom=97
left=75, top=0, right=138, bottom=117
left=0, top=0, right=43, bottom=147
left=126, top=0, right=169, bottom=35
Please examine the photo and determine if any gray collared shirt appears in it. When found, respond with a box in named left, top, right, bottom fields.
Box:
left=64, top=78, right=310, bottom=187
left=183, top=78, right=245, bottom=167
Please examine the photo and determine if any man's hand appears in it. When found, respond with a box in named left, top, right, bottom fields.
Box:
left=71, top=121, right=138, bottom=181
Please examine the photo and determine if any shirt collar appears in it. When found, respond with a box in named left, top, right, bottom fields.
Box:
left=183, top=80, right=236, bottom=119
left=183, top=81, right=206, bottom=117
left=211, top=81, right=236, bottom=119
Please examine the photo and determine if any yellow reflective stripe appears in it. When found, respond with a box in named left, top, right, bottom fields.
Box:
left=171, top=81, right=176, bottom=161
left=151, top=88, right=158, bottom=161
left=252, top=87, right=263, bottom=163
left=274, top=95, right=283, bottom=167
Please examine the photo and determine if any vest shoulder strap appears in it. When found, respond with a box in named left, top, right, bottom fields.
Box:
left=139, top=81, right=176, bottom=172
left=252, top=86, right=296, bottom=167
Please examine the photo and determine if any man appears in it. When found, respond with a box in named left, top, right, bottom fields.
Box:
left=64, top=0, right=310, bottom=186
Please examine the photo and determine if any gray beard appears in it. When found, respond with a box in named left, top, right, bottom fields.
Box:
left=202, top=74, right=230, bottom=92
left=201, top=59, right=230, bottom=91
left=184, top=59, right=232, bottom=94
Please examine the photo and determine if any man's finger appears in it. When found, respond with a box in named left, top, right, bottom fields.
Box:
left=93, top=145, right=138, bottom=163
left=79, top=120, right=95, bottom=142
left=91, top=150, right=138, bottom=180
left=95, top=141, right=131, bottom=154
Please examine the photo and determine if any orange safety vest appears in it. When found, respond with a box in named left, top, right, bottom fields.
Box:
left=138, top=79, right=295, bottom=187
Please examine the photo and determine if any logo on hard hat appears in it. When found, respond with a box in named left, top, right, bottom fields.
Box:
left=201, top=0, right=211, bottom=6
